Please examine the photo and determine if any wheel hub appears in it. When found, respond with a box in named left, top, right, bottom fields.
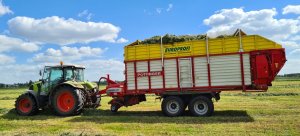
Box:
left=167, top=100, right=180, bottom=114
left=56, top=91, right=75, bottom=112
left=171, top=103, right=177, bottom=109
left=194, top=100, right=208, bottom=115
left=198, top=104, right=204, bottom=110
left=18, top=98, right=32, bottom=113
left=111, top=105, right=116, bottom=110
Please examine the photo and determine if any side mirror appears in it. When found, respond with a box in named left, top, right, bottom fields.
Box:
left=39, top=70, right=42, bottom=76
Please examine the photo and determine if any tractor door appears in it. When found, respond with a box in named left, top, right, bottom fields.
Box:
left=48, top=68, right=63, bottom=91
left=41, top=67, right=63, bottom=95
left=40, top=67, right=50, bottom=95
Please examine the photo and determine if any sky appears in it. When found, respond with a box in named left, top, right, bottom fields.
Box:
left=0, top=0, right=299, bottom=84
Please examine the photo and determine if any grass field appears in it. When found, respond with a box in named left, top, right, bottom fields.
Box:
left=0, top=79, right=299, bottom=136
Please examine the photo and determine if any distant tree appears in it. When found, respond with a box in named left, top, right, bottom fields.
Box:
left=29, top=80, right=33, bottom=86
left=284, top=73, right=300, bottom=77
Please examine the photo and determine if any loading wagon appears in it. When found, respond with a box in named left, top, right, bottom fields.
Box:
left=15, top=30, right=286, bottom=117
left=99, top=30, right=286, bottom=117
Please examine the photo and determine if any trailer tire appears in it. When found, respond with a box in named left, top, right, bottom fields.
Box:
left=188, top=96, right=214, bottom=116
left=51, top=86, right=85, bottom=116
left=111, top=104, right=120, bottom=113
left=15, top=93, right=38, bottom=116
left=161, top=96, right=185, bottom=117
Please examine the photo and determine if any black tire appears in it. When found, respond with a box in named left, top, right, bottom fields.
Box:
left=91, top=93, right=101, bottom=108
left=188, top=96, right=214, bottom=117
left=93, top=95, right=101, bottom=108
left=15, top=93, right=38, bottom=116
left=51, top=86, right=85, bottom=116
left=161, top=96, right=185, bottom=117
left=111, top=104, right=120, bottom=113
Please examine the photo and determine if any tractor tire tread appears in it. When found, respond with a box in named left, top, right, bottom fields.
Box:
left=51, top=86, right=85, bottom=116
left=15, top=93, right=38, bottom=116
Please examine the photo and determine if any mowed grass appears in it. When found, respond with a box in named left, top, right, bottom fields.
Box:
left=0, top=80, right=299, bottom=136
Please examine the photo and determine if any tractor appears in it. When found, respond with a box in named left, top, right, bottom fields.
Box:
left=15, top=63, right=101, bottom=116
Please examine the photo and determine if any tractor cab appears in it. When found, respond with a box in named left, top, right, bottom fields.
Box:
left=39, top=64, right=85, bottom=95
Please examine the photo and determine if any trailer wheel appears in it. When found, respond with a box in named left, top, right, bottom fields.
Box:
left=15, top=93, right=38, bottom=116
left=52, top=86, right=85, bottom=116
left=188, top=96, right=214, bottom=116
left=111, top=104, right=120, bottom=113
left=161, top=96, right=185, bottom=117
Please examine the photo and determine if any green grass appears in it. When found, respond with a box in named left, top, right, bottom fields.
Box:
left=0, top=80, right=300, bottom=136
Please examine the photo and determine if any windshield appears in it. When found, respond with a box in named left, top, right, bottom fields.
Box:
left=50, top=67, right=63, bottom=85
left=74, top=68, right=84, bottom=82
left=63, top=68, right=84, bottom=82
left=64, top=68, right=73, bottom=81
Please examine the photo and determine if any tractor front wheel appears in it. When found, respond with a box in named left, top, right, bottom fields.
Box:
left=52, top=86, right=85, bottom=116
left=15, top=93, right=38, bottom=116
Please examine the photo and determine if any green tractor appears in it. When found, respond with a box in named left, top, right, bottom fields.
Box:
left=15, top=63, right=101, bottom=116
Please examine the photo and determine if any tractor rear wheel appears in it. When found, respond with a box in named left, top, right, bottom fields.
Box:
left=52, top=86, right=85, bottom=116
left=15, top=93, right=38, bottom=116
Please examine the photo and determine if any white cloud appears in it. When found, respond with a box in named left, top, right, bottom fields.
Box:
left=78, top=10, right=93, bottom=21
left=77, top=59, right=124, bottom=82
left=156, top=8, right=162, bottom=14
left=0, top=54, right=15, bottom=64
left=279, top=59, right=300, bottom=75
left=204, top=7, right=300, bottom=74
left=8, top=16, right=125, bottom=45
left=0, top=64, right=41, bottom=84
left=204, top=8, right=299, bottom=39
left=115, top=37, right=128, bottom=43
left=290, top=35, right=300, bottom=41
left=279, top=41, right=299, bottom=48
left=203, top=7, right=300, bottom=43
left=289, top=48, right=300, bottom=55
left=30, top=46, right=106, bottom=63
left=0, top=59, right=125, bottom=84
left=0, top=0, right=13, bottom=16
left=166, top=4, right=173, bottom=12
left=0, top=35, right=39, bottom=53
left=282, top=5, right=300, bottom=14
left=147, top=4, right=174, bottom=15
left=78, top=10, right=88, bottom=17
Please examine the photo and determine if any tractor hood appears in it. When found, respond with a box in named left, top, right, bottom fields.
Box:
left=29, top=81, right=42, bottom=93
left=64, top=81, right=97, bottom=90
left=29, top=80, right=97, bottom=93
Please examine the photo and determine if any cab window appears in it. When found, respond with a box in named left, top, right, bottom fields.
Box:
left=74, top=69, right=84, bottom=82
left=64, top=68, right=73, bottom=81
left=42, top=67, right=50, bottom=80
left=50, top=68, right=63, bottom=84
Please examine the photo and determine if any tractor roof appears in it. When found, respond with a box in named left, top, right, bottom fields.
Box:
left=46, top=65, right=85, bottom=69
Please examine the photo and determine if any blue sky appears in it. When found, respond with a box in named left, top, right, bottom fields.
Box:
left=0, top=0, right=299, bottom=83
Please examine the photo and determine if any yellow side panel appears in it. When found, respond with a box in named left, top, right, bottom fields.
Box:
left=135, top=46, right=149, bottom=60
left=192, top=41, right=206, bottom=56
left=149, top=45, right=162, bottom=59
left=124, top=35, right=283, bottom=61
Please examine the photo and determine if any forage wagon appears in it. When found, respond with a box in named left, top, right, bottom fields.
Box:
left=16, top=30, right=286, bottom=117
